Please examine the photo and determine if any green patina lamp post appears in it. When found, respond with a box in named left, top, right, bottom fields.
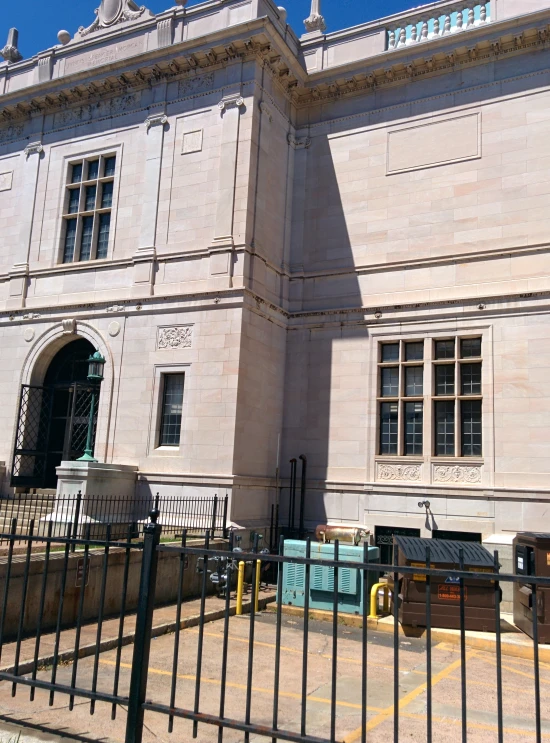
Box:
left=77, top=351, right=106, bottom=463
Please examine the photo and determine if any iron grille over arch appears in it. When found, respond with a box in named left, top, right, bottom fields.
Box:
left=11, top=338, right=102, bottom=489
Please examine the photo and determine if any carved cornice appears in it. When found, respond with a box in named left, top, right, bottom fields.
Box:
left=293, top=23, right=550, bottom=107
left=79, top=0, right=148, bottom=38
left=287, top=133, right=311, bottom=149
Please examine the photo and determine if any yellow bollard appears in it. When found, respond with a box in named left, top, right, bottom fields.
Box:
left=236, top=561, right=245, bottom=615
left=254, top=559, right=261, bottom=613
left=368, top=582, right=391, bottom=619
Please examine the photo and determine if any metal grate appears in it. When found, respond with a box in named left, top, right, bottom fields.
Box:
left=11, top=386, right=54, bottom=488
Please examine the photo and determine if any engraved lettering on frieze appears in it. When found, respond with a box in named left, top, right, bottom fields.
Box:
left=65, top=38, right=145, bottom=75
left=0, top=172, right=13, bottom=192
left=158, top=326, right=193, bottom=350
left=0, top=125, right=24, bottom=145
left=377, top=463, right=422, bottom=482
left=433, top=465, right=482, bottom=484
left=178, top=73, right=214, bottom=97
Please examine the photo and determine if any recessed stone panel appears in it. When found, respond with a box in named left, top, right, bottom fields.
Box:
left=387, top=113, right=481, bottom=175
left=0, top=171, right=13, bottom=192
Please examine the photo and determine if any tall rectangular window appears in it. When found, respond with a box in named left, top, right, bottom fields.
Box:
left=432, top=336, right=482, bottom=457
left=159, top=374, right=185, bottom=447
left=378, top=337, right=483, bottom=459
left=62, top=154, right=116, bottom=263
left=378, top=341, right=424, bottom=456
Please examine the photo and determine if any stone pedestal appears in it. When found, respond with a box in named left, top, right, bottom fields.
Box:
left=45, top=461, right=139, bottom=539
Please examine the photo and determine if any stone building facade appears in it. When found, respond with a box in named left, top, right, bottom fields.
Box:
left=1, top=0, right=550, bottom=552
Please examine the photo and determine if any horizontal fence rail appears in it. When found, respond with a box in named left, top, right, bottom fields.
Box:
left=0, top=519, right=547, bottom=743
left=0, top=492, right=228, bottom=544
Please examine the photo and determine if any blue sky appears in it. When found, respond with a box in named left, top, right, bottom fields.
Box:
left=2, top=0, right=417, bottom=60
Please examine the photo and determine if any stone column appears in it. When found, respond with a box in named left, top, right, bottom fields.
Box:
left=209, top=91, right=245, bottom=287
left=132, top=112, right=167, bottom=297
left=7, top=141, right=44, bottom=309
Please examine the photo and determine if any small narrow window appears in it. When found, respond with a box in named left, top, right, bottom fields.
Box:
left=435, top=339, right=455, bottom=360
left=435, top=401, right=455, bottom=456
left=405, top=366, right=423, bottom=396
left=381, top=343, right=399, bottom=362
left=461, top=363, right=482, bottom=396
left=71, top=163, right=83, bottom=184
left=461, top=338, right=481, bottom=358
left=380, top=402, right=398, bottom=455
left=159, top=374, right=185, bottom=447
left=435, top=364, right=455, bottom=396
left=87, top=159, right=100, bottom=181
left=63, top=218, right=78, bottom=263
left=101, top=181, right=113, bottom=209
left=461, top=400, right=482, bottom=456
left=381, top=367, right=399, bottom=397
left=79, top=216, right=94, bottom=261
left=97, top=213, right=111, bottom=259
left=85, top=185, right=97, bottom=212
left=404, top=402, right=423, bottom=455
left=104, top=156, right=116, bottom=178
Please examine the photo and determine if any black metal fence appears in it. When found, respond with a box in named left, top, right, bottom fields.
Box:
left=0, top=492, right=228, bottom=543
left=0, top=517, right=548, bottom=743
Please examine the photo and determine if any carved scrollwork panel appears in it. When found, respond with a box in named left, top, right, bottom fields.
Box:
left=157, top=326, right=193, bottom=350
left=433, top=465, right=482, bottom=484
left=377, top=463, right=422, bottom=482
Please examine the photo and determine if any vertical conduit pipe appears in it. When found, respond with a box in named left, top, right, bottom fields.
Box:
left=298, top=455, right=307, bottom=539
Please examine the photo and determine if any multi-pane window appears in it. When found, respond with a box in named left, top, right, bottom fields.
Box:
left=159, top=374, right=185, bottom=447
left=378, top=337, right=483, bottom=458
left=433, top=338, right=483, bottom=457
left=378, top=341, right=424, bottom=455
left=62, top=155, right=116, bottom=263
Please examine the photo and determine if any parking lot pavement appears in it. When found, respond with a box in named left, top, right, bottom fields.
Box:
left=1, top=612, right=549, bottom=743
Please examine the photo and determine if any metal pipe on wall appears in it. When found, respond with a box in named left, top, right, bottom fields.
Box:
left=288, top=458, right=297, bottom=530
left=298, top=455, right=307, bottom=539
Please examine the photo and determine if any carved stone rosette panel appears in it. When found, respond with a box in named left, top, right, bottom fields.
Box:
left=433, top=465, right=482, bottom=485
left=157, top=326, right=193, bottom=350
left=377, top=463, right=422, bottom=482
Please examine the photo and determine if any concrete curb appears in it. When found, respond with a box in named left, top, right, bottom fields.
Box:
left=266, top=604, right=550, bottom=663
left=0, top=594, right=276, bottom=677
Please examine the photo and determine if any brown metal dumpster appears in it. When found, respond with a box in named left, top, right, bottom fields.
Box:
left=513, top=533, right=550, bottom=644
left=395, top=536, right=500, bottom=632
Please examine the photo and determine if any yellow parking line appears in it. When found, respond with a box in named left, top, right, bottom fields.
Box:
left=473, top=653, right=550, bottom=684
left=187, top=628, right=416, bottom=674
left=401, top=711, right=550, bottom=738
left=343, top=650, right=477, bottom=743
left=446, top=674, right=540, bottom=696
left=99, top=659, right=384, bottom=713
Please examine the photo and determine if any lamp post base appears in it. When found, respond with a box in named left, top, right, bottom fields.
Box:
left=77, top=451, right=98, bottom=463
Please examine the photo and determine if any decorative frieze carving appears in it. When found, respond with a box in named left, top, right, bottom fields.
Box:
left=22, top=313, right=41, bottom=320
left=106, top=304, right=126, bottom=313
left=0, top=125, right=24, bottom=145
left=178, top=72, right=215, bottom=97
left=377, top=463, right=422, bottom=482
left=145, top=113, right=168, bottom=132
left=53, top=92, right=141, bottom=129
left=158, top=326, right=193, bottom=350
left=304, top=0, right=326, bottom=33
left=0, top=172, right=13, bottom=192
left=433, top=465, right=482, bottom=484
left=287, top=134, right=311, bottom=149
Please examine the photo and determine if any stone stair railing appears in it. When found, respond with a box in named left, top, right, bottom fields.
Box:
left=387, top=2, right=491, bottom=50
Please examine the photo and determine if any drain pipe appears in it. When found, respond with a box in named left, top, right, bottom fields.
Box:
left=298, top=454, right=307, bottom=539
left=289, top=458, right=297, bottom=530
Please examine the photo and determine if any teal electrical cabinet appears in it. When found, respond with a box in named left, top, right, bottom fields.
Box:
left=282, top=540, right=380, bottom=615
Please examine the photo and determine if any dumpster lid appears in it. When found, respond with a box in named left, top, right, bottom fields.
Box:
left=516, top=532, right=550, bottom=540
left=394, top=536, right=494, bottom=568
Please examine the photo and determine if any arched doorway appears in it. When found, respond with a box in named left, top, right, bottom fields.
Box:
left=11, top=338, right=102, bottom=489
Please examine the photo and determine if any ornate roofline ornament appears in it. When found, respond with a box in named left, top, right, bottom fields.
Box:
left=79, top=0, right=148, bottom=38
left=304, top=0, right=326, bottom=33
left=1, top=28, right=23, bottom=64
